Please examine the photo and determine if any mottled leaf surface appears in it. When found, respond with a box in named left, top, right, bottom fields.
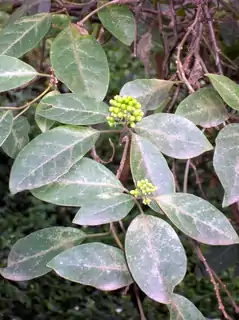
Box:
left=213, top=123, right=239, bottom=206
left=47, top=243, right=133, bottom=290
left=73, top=194, right=134, bottom=226
left=36, top=93, right=109, bottom=125
left=0, top=227, right=86, bottom=281
left=130, top=133, right=175, bottom=213
left=120, top=79, right=174, bottom=111
left=9, top=126, right=99, bottom=194
left=35, top=91, right=57, bottom=132
left=0, top=13, right=51, bottom=58
left=125, top=215, right=187, bottom=304
left=31, top=157, right=124, bottom=206
left=0, top=55, right=37, bottom=92
left=135, top=113, right=213, bottom=159
left=51, top=24, right=109, bottom=100
left=156, top=193, right=239, bottom=245
left=176, top=87, right=228, bottom=128
left=0, top=110, right=13, bottom=146
left=2, top=116, right=30, bottom=158
left=169, top=294, right=205, bottom=320
left=207, top=74, right=239, bottom=111
left=98, top=1, right=135, bottom=45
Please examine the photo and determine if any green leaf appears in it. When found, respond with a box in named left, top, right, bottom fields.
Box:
left=47, top=243, right=133, bottom=290
left=0, top=13, right=51, bottom=58
left=206, top=74, right=239, bottom=111
left=2, top=116, right=30, bottom=158
left=125, top=214, right=187, bottom=304
left=73, top=194, right=134, bottom=226
left=31, top=157, right=124, bottom=206
left=47, top=14, right=70, bottom=38
left=0, top=110, right=13, bottom=146
left=176, top=87, right=228, bottom=128
left=130, top=133, right=175, bottom=213
left=120, top=79, right=175, bottom=111
left=169, top=294, right=205, bottom=320
left=0, top=227, right=86, bottom=281
left=156, top=193, right=239, bottom=245
left=36, top=93, right=109, bottom=125
left=135, top=113, right=213, bottom=159
left=98, top=1, right=135, bottom=45
left=213, top=123, right=239, bottom=206
left=9, top=126, right=99, bottom=195
left=0, top=55, right=37, bottom=92
left=51, top=24, right=109, bottom=101
left=35, top=91, right=57, bottom=132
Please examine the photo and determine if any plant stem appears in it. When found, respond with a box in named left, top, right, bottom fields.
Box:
left=14, top=84, right=52, bottom=119
left=110, top=222, right=124, bottom=251
left=86, top=231, right=111, bottom=238
left=133, top=284, right=147, bottom=320
left=183, top=159, right=190, bottom=193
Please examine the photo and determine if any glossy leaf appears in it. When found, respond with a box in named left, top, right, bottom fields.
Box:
left=98, top=1, right=135, bottom=45
left=51, top=24, right=109, bottom=100
left=73, top=194, right=134, bottom=226
left=47, top=243, right=133, bottom=290
left=2, top=116, right=30, bottom=158
left=125, top=214, right=187, bottom=304
left=120, top=79, right=175, bottom=111
left=207, top=74, right=239, bottom=111
left=0, top=13, right=51, bottom=58
left=130, top=133, right=175, bottom=213
left=0, top=227, right=86, bottom=281
left=0, top=55, right=37, bottom=92
left=0, top=110, right=13, bottom=146
left=169, top=294, right=205, bottom=320
left=36, top=93, right=109, bottom=125
left=176, top=87, right=228, bottom=128
left=31, top=157, right=124, bottom=206
left=35, top=91, right=57, bottom=132
left=156, top=193, right=239, bottom=245
left=213, top=123, right=239, bottom=206
left=135, top=113, right=213, bottom=159
left=9, top=126, right=99, bottom=195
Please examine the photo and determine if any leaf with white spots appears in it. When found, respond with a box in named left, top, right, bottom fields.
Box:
left=0, top=55, right=37, bottom=92
left=0, top=110, right=13, bottom=146
left=120, top=79, right=175, bottom=111
left=98, top=1, right=135, bottom=45
left=9, top=126, right=99, bottom=195
left=125, top=214, right=187, bottom=304
left=31, top=157, right=124, bottom=206
left=2, top=116, right=30, bottom=158
left=35, top=91, right=58, bottom=132
left=176, top=87, right=228, bottom=128
left=169, top=294, right=206, bottom=320
left=47, top=243, right=133, bottom=290
left=207, top=74, right=239, bottom=111
left=51, top=24, right=109, bottom=101
left=0, top=13, right=51, bottom=58
left=0, top=227, right=86, bottom=281
left=213, top=123, right=239, bottom=207
left=73, top=194, right=134, bottom=226
left=130, top=133, right=175, bottom=213
left=36, top=93, right=109, bottom=125
left=135, top=113, right=213, bottom=159
left=156, top=193, right=239, bottom=245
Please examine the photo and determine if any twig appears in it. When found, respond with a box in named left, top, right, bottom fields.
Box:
left=110, top=223, right=124, bottom=251
left=172, top=159, right=180, bottom=192
left=133, top=284, right=147, bottom=320
left=204, top=4, right=223, bottom=74
left=116, top=135, right=130, bottom=180
left=183, top=159, right=190, bottom=193
left=165, top=85, right=180, bottom=113
left=189, top=161, right=207, bottom=199
left=194, top=243, right=233, bottom=320
left=91, top=139, right=115, bottom=164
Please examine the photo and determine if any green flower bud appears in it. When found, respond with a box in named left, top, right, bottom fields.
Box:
left=113, top=107, right=120, bottom=114
left=118, top=112, right=124, bottom=118
left=130, top=116, right=136, bottom=122
left=121, top=104, right=127, bottom=110
left=136, top=116, right=142, bottom=122
left=130, top=122, right=136, bottom=128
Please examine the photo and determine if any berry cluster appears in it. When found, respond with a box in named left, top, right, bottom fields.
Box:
left=130, top=179, right=157, bottom=205
left=106, top=95, right=144, bottom=128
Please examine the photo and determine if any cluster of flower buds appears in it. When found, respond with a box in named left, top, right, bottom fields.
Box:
left=130, top=179, right=157, bottom=205
left=106, top=95, right=144, bottom=128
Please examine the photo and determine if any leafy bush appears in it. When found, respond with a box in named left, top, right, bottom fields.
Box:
left=1, top=1, right=239, bottom=319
